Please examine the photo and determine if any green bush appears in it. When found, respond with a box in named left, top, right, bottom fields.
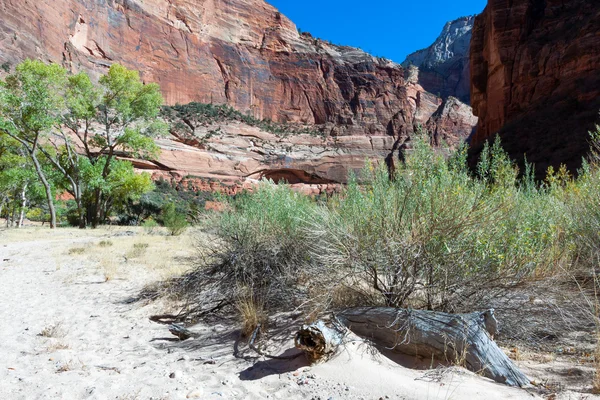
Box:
left=307, top=136, right=562, bottom=311
left=142, top=218, right=159, bottom=235
left=162, top=102, right=323, bottom=137
left=166, top=132, right=597, bottom=318
left=162, top=203, right=188, bottom=236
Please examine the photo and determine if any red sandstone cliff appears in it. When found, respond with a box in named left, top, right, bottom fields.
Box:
left=470, top=0, right=600, bottom=174
left=0, top=0, right=473, bottom=138
left=0, top=0, right=477, bottom=186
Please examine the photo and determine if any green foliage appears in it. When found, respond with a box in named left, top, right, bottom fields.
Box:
left=181, top=183, right=320, bottom=312
left=0, top=60, right=67, bottom=135
left=162, top=203, right=188, bottom=236
left=566, top=124, right=600, bottom=269
left=119, top=179, right=213, bottom=226
left=162, top=102, right=323, bottom=137
left=142, top=218, right=159, bottom=234
left=0, top=60, right=164, bottom=228
left=187, top=133, right=582, bottom=316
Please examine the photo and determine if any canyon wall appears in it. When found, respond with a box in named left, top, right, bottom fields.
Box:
left=470, top=0, right=600, bottom=174
left=0, top=0, right=477, bottom=185
left=0, top=0, right=474, bottom=138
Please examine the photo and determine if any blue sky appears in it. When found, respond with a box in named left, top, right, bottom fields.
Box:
left=267, top=0, right=487, bottom=62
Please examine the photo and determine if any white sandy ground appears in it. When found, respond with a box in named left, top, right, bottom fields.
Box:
left=0, top=227, right=593, bottom=400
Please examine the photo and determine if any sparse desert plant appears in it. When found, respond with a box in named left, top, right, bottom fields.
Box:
left=128, top=242, right=149, bottom=258
left=235, top=290, right=268, bottom=337
left=100, top=254, right=118, bottom=282
left=98, top=240, right=113, bottom=247
left=68, top=246, right=87, bottom=255
left=55, top=360, right=77, bottom=373
left=162, top=203, right=188, bottom=236
left=142, top=218, right=159, bottom=234
left=39, top=322, right=64, bottom=338
left=46, top=341, right=70, bottom=352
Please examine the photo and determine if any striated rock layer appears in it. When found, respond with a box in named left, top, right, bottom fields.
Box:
left=403, top=16, right=475, bottom=104
left=470, top=0, right=600, bottom=175
left=134, top=120, right=396, bottom=195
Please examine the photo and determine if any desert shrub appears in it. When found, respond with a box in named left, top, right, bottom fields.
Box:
left=162, top=203, right=188, bottom=236
left=309, top=138, right=507, bottom=311
left=308, top=135, right=568, bottom=312
left=159, top=183, right=325, bottom=319
left=142, top=218, right=159, bottom=235
left=206, top=184, right=319, bottom=309
left=568, top=127, right=600, bottom=271
left=147, top=134, right=585, bottom=321
left=98, top=240, right=113, bottom=247
left=128, top=242, right=149, bottom=258
left=68, top=247, right=86, bottom=255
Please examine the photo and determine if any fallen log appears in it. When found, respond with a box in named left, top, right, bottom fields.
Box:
left=295, top=307, right=530, bottom=387
left=294, top=320, right=345, bottom=362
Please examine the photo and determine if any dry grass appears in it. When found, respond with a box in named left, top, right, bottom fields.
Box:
left=46, top=341, right=70, bottom=352
left=55, top=360, right=77, bottom=373
left=39, top=322, right=65, bottom=338
left=235, top=291, right=267, bottom=337
left=68, top=247, right=87, bottom=255
left=62, top=227, right=198, bottom=282
left=127, top=242, right=149, bottom=259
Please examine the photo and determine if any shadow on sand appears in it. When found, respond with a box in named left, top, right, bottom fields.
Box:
left=239, top=348, right=309, bottom=380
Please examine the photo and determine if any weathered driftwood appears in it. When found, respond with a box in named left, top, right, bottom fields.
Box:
left=297, top=308, right=530, bottom=387
left=294, top=320, right=345, bottom=362
left=168, top=324, right=198, bottom=340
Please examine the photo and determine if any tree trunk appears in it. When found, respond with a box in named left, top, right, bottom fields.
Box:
left=10, top=204, right=16, bottom=227
left=295, top=321, right=345, bottom=362
left=29, top=151, right=56, bottom=229
left=297, top=307, right=530, bottom=388
left=75, top=184, right=85, bottom=229
left=0, top=196, right=5, bottom=224
left=17, top=184, right=27, bottom=228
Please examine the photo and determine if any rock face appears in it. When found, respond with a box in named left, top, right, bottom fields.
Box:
left=0, top=0, right=473, bottom=138
left=0, top=0, right=477, bottom=187
left=139, top=120, right=396, bottom=195
left=403, top=17, right=475, bottom=103
left=426, top=97, right=478, bottom=147
left=470, top=0, right=600, bottom=175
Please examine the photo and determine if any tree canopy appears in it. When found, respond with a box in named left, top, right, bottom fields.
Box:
left=0, top=60, right=165, bottom=228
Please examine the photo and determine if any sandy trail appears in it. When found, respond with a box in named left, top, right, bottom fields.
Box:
left=0, top=231, right=542, bottom=399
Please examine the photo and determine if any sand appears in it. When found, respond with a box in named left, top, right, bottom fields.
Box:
left=0, top=227, right=588, bottom=399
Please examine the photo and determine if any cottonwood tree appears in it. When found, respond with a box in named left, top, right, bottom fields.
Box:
left=1, top=61, right=165, bottom=228
left=0, top=134, right=49, bottom=227
left=0, top=60, right=67, bottom=228
left=53, top=64, right=165, bottom=227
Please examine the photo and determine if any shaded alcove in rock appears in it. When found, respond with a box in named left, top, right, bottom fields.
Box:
left=247, top=168, right=339, bottom=185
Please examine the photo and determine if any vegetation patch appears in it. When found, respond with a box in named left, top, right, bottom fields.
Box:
left=162, top=102, right=324, bottom=137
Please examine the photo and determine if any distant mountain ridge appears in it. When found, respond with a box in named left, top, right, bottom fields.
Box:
left=402, top=16, right=475, bottom=103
